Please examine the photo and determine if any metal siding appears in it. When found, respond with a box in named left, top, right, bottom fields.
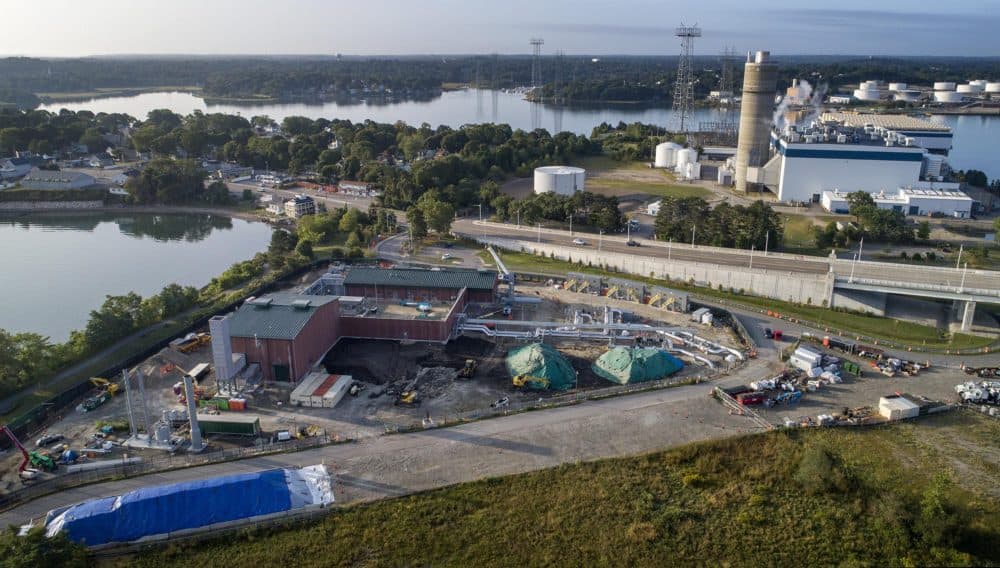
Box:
left=289, top=300, right=340, bottom=382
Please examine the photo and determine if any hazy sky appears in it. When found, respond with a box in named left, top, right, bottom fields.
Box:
left=3, top=0, right=999, bottom=57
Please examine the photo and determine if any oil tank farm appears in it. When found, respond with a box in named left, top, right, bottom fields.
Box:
left=533, top=165, right=585, bottom=195
left=734, top=51, right=779, bottom=192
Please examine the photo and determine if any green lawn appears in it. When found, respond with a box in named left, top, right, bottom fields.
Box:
left=478, top=250, right=994, bottom=351
left=132, top=412, right=1000, bottom=567
left=588, top=178, right=711, bottom=199
left=570, top=155, right=711, bottom=200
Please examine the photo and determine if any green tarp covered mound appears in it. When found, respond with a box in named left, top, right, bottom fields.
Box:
left=592, top=347, right=684, bottom=385
left=505, top=343, right=576, bottom=391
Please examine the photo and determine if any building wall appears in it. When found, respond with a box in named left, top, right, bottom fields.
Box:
left=344, top=284, right=494, bottom=303
left=339, top=289, right=469, bottom=342
left=778, top=150, right=922, bottom=202
left=230, top=300, right=340, bottom=383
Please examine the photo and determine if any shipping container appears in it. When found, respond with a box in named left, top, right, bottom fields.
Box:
left=196, top=414, right=261, bottom=436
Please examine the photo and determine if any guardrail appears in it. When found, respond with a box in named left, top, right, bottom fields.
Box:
left=836, top=276, right=1000, bottom=298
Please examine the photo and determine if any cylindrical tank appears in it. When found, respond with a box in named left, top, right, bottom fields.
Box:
left=675, top=148, right=698, bottom=172
left=894, top=90, right=923, bottom=102
left=934, top=91, right=965, bottom=103
left=852, top=88, right=882, bottom=101
left=956, top=84, right=975, bottom=94
left=533, top=166, right=586, bottom=195
left=685, top=161, right=702, bottom=180
left=969, top=80, right=988, bottom=89
left=735, top=50, right=778, bottom=193
left=934, top=82, right=957, bottom=91
left=986, top=82, right=1000, bottom=93
left=888, top=82, right=907, bottom=92
left=654, top=142, right=680, bottom=168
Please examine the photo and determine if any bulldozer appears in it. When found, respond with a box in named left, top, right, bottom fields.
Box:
left=395, top=390, right=421, bottom=406
left=512, top=374, right=550, bottom=390
left=458, top=359, right=477, bottom=379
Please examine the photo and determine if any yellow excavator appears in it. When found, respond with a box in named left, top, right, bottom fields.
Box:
left=512, top=374, right=550, bottom=390
left=90, top=377, right=120, bottom=396
left=459, top=359, right=477, bottom=379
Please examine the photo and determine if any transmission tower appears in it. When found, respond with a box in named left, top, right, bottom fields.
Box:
left=671, top=24, right=701, bottom=134
left=698, top=45, right=738, bottom=145
left=530, top=38, right=544, bottom=89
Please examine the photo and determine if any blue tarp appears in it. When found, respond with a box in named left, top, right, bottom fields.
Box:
left=46, top=469, right=294, bottom=546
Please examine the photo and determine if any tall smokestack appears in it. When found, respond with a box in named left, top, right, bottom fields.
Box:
left=210, top=315, right=235, bottom=384
left=735, top=50, right=778, bottom=193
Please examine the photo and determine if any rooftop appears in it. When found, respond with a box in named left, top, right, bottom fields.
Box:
left=228, top=292, right=339, bottom=340
left=819, top=112, right=951, bottom=133
left=344, top=267, right=498, bottom=291
left=21, top=170, right=94, bottom=184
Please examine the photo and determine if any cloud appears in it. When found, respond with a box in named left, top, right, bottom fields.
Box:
left=766, top=8, right=1000, bottom=33
left=527, top=23, right=675, bottom=37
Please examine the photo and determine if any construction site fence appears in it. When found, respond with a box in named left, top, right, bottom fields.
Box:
left=0, top=434, right=333, bottom=515
left=1, top=258, right=341, bottom=451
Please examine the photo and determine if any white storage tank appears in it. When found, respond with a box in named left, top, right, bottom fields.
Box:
left=852, top=88, right=882, bottom=102
left=674, top=148, right=698, bottom=172
left=654, top=142, right=681, bottom=168
left=956, top=84, right=976, bottom=94
left=969, top=79, right=988, bottom=89
left=533, top=166, right=586, bottom=195
left=934, top=91, right=965, bottom=103
left=986, top=82, right=1000, bottom=93
left=888, top=82, right=907, bottom=92
left=894, top=90, right=922, bottom=102
left=684, top=161, right=701, bottom=180
left=934, top=81, right=957, bottom=91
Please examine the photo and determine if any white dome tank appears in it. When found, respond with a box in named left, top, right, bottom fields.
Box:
left=888, top=82, right=907, bottom=92
left=654, top=142, right=681, bottom=168
left=674, top=148, right=698, bottom=172
left=853, top=88, right=882, bottom=101
left=934, top=91, right=965, bottom=103
left=956, top=84, right=976, bottom=94
left=934, top=82, right=957, bottom=91
left=987, top=82, right=1000, bottom=93
left=533, top=166, right=586, bottom=196
left=969, top=80, right=988, bottom=89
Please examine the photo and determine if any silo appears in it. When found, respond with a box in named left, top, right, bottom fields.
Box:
left=654, top=142, right=680, bottom=168
left=735, top=50, right=778, bottom=193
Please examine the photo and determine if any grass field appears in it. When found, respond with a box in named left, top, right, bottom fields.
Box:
left=571, top=156, right=712, bottom=200
left=478, top=250, right=994, bottom=351
left=781, top=213, right=841, bottom=248
left=132, top=412, right=1000, bottom=567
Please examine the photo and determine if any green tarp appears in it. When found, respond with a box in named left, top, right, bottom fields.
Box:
left=505, top=343, right=576, bottom=391
left=592, top=347, right=684, bottom=385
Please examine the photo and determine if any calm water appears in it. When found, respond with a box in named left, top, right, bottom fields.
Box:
left=0, top=213, right=272, bottom=341
left=38, top=90, right=1000, bottom=179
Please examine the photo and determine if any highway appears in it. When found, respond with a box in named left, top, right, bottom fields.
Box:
left=452, top=219, right=1000, bottom=296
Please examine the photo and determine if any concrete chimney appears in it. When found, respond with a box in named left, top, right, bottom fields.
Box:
left=735, top=50, right=778, bottom=193
left=210, top=315, right=235, bottom=382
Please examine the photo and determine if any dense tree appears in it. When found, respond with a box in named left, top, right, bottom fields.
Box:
left=0, top=526, right=88, bottom=568
left=406, top=206, right=428, bottom=239
left=653, top=197, right=783, bottom=249
left=125, top=158, right=208, bottom=205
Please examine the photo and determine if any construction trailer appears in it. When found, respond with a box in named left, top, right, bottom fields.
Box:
left=196, top=414, right=261, bottom=437
left=878, top=396, right=920, bottom=421
left=289, top=372, right=353, bottom=408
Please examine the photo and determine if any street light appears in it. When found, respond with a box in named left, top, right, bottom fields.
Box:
left=849, top=252, right=858, bottom=283
left=599, top=230, right=603, bottom=251
left=749, top=245, right=754, bottom=269
left=956, top=244, right=964, bottom=269
left=537, top=223, right=541, bottom=243
left=476, top=204, right=483, bottom=223
left=764, top=231, right=769, bottom=256
left=691, top=226, right=696, bottom=247
left=959, top=262, right=968, bottom=292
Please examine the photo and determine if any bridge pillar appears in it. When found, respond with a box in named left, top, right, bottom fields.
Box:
left=961, top=300, right=977, bottom=332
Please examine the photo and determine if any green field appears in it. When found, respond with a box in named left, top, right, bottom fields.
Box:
left=131, top=412, right=1000, bottom=567
left=478, top=250, right=994, bottom=351
left=571, top=156, right=711, bottom=200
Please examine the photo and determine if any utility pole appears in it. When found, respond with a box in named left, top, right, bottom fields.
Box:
left=764, top=231, right=769, bottom=256
left=569, top=215, right=573, bottom=235
left=516, top=209, right=520, bottom=228
left=959, top=262, right=968, bottom=292
left=691, top=226, right=696, bottom=246
left=956, top=244, right=964, bottom=269
left=749, top=245, right=754, bottom=269
left=849, top=252, right=858, bottom=283
left=599, top=230, right=603, bottom=251
left=537, top=223, right=541, bottom=243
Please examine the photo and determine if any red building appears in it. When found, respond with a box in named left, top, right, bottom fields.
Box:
left=228, top=293, right=341, bottom=382
left=343, top=267, right=497, bottom=303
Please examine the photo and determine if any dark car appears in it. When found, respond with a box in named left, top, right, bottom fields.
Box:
left=763, top=327, right=773, bottom=339
left=626, top=240, right=640, bottom=247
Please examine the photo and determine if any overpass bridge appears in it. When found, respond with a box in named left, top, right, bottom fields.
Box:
left=455, top=220, right=1000, bottom=331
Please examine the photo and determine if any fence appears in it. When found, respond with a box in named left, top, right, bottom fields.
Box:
left=0, top=433, right=334, bottom=514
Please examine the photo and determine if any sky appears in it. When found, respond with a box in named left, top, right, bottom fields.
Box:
left=2, top=0, right=999, bottom=57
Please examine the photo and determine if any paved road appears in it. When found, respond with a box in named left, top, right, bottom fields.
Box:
left=1, top=374, right=762, bottom=527
left=453, top=219, right=1000, bottom=296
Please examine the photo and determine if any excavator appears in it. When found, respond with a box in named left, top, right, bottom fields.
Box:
left=90, top=377, right=120, bottom=396
left=512, top=374, right=550, bottom=390
left=78, top=377, right=121, bottom=412
left=1, top=425, right=56, bottom=481
left=458, top=360, right=477, bottom=379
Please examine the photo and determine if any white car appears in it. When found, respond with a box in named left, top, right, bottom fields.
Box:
left=572, top=238, right=587, bottom=245
left=441, top=253, right=453, bottom=260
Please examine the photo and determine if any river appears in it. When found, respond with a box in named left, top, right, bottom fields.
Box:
left=38, top=90, right=1000, bottom=179
left=0, top=212, right=272, bottom=341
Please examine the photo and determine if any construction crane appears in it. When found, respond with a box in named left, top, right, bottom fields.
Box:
left=512, top=374, right=550, bottom=390
left=1, top=425, right=56, bottom=480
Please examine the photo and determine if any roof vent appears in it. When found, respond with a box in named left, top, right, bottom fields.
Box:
left=249, top=297, right=273, bottom=308
left=291, top=299, right=312, bottom=310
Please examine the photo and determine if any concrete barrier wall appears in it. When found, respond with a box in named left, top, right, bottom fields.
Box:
left=483, top=237, right=835, bottom=306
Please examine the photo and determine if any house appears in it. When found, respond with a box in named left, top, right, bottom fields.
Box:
left=87, top=155, right=114, bottom=169
left=111, top=168, right=140, bottom=187
left=0, top=156, right=46, bottom=180
left=646, top=200, right=662, bottom=216
left=19, top=169, right=97, bottom=191
left=338, top=181, right=377, bottom=197
left=284, top=195, right=315, bottom=218
left=266, top=199, right=286, bottom=216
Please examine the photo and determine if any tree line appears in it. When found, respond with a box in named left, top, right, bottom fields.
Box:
left=653, top=197, right=784, bottom=250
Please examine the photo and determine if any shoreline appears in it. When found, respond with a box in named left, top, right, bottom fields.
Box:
left=0, top=204, right=266, bottom=223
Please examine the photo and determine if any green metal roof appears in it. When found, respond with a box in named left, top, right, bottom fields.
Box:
left=227, top=293, right=338, bottom=340
left=344, top=267, right=497, bottom=291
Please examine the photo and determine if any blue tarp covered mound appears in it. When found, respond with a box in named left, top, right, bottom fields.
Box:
left=45, top=469, right=295, bottom=546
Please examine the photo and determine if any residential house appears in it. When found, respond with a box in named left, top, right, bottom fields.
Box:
left=284, top=195, right=316, bottom=218
left=19, top=169, right=97, bottom=191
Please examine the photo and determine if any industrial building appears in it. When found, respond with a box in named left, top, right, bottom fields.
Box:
left=533, top=166, right=585, bottom=195
left=219, top=268, right=499, bottom=383
left=821, top=186, right=973, bottom=218
left=18, top=169, right=96, bottom=191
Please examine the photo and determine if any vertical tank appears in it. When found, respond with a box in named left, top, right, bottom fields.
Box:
left=735, top=51, right=778, bottom=193
left=654, top=142, right=680, bottom=168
